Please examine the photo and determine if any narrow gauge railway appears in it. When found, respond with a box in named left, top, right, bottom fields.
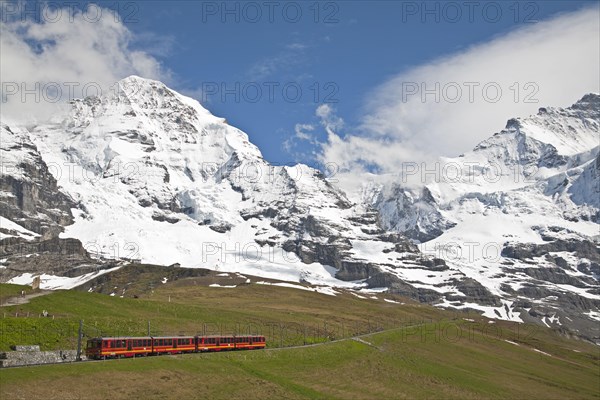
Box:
left=85, top=335, right=266, bottom=359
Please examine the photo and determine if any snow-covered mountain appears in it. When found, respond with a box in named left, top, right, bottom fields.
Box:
left=1, top=77, right=442, bottom=288
left=1, top=77, right=598, bottom=341
left=364, top=94, right=600, bottom=339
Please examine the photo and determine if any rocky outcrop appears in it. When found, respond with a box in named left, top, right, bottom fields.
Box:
left=0, top=349, right=85, bottom=367
left=0, top=124, right=75, bottom=239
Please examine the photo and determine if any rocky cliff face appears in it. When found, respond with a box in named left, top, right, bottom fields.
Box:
left=1, top=78, right=597, bottom=342
left=0, top=124, right=116, bottom=283
left=0, top=124, right=74, bottom=238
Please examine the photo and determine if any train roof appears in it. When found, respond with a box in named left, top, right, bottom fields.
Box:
left=88, top=334, right=264, bottom=340
left=88, top=336, right=192, bottom=340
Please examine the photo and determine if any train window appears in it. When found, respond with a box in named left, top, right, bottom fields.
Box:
left=167, top=339, right=172, bottom=346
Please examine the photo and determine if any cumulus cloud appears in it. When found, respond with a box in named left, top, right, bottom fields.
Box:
left=0, top=4, right=170, bottom=123
left=319, top=6, right=600, bottom=174
left=316, top=104, right=344, bottom=132
left=294, top=123, right=315, bottom=141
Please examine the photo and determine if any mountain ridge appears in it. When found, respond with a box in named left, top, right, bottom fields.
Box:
left=1, top=77, right=598, bottom=342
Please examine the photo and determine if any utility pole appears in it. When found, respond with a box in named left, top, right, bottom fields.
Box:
left=147, top=321, right=151, bottom=336
left=76, top=319, right=83, bottom=361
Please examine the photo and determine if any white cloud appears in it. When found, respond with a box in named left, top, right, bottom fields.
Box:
left=319, top=6, right=600, bottom=174
left=0, top=4, right=170, bottom=123
left=294, top=123, right=315, bottom=141
left=316, top=104, right=344, bottom=131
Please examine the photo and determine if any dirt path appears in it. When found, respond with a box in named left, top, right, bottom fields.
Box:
left=0, top=290, right=51, bottom=307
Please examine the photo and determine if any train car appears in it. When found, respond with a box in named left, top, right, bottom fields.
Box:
left=232, top=335, right=266, bottom=350
left=86, top=337, right=155, bottom=359
left=85, top=336, right=196, bottom=359
left=197, top=335, right=266, bottom=351
left=151, top=336, right=196, bottom=355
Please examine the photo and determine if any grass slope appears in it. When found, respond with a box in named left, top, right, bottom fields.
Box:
left=0, top=326, right=598, bottom=400
left=0, top=268, right=598, bottom=399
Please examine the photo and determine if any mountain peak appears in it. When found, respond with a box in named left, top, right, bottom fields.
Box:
left=108, top=76, right=211, bottom=117
left=571, top=93, right=600, bottom=112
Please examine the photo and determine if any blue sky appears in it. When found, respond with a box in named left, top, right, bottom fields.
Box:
left=2, top=1, right=599, bottom=169
left=112, top=0, right=595, bottom=166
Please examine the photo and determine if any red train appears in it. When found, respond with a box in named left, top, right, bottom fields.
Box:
left=85, top=335, right=266, bottom=359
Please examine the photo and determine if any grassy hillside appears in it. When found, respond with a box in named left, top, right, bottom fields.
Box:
left=0, top=266, right=598, bottom=399
left=1, top=324, right=598, bottom=400
left=0, top=276, right=450, bottom=351
left=0, top=265, right=460, bottom=350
